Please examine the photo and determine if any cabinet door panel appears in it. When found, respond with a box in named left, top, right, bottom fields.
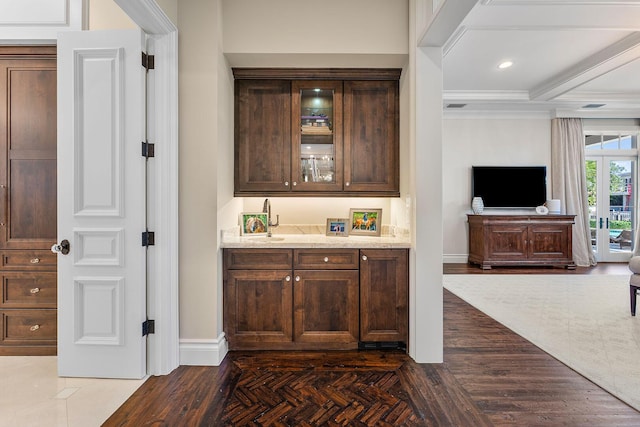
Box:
left=224, top=270, right=293, bottom=347
left=343, top=80, right=399, bottom=194
left=0, top=59, right=57, bottom=249
left=529, top=224, right=572, bottom=259
left=360, top=249, right=407, bottom=343
left=235, top=80, right=291, bottom=194
left=487, top=225, right=528, bottom=260
left=293, top=270, right=358, bottom=343
left=291, top=80, right=343, bottom=192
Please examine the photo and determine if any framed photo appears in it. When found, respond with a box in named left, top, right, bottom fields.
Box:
left=239, top=212, right=268, bottom=236
left=326, top=218, right=349, bottom=237
left=349, top=208, right=382, bottom=237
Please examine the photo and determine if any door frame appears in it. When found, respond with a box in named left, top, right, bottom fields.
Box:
left=114, top=0, right=179, bottom=376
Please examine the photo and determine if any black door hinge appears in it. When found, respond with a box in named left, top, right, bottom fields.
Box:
left=142, top=319, right=155, bottom=336
left=142, top=52, right=155, bottom=70
left=142, top=141, right=155, bottom=158
left=142, top=231, right=155, bottom=247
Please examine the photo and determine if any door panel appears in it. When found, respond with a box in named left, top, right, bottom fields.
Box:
left=57, top=29, right=146, bottom=379
left=587, top=157, right=635, bottom=262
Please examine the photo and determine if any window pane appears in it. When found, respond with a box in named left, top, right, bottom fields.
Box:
left=602, top=135, right=619, bottom=150
left=620, top=135, right=635, bottom=149
left=585, top=134, right=602, bottom=150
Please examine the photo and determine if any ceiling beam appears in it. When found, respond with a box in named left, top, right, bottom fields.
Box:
left=417, top=0, right=477, bottom=47
left=530, top=32, right=640, bottom=101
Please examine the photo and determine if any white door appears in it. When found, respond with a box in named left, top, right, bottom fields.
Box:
left=587, top=156, right=636, bottom=263
left=56, top=29, right=147, bottom=378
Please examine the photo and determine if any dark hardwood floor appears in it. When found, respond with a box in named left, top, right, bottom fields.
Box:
left=104, top=263, right=639, bottom=426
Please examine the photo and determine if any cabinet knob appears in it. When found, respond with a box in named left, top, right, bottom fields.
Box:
left=30, top=258, right=40, bottom=264
left=284, top=181, right=289, bottom=187
left=323, top=257, right=329, bottom=263
left=295, top=275, right=300, bottom=282
left=345, top=182, right=350, bottom=187
left=362, top=255, right=367, bottom=261
left=285, top=275, right=291, bottom=282
left=30, top=325, right=40, bottom=332
left=293, top=181, right=297, bottom=186
left=30, top=287, right=40, bottom=294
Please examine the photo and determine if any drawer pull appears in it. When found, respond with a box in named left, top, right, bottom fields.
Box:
left=30, top=287, right=40, bottom=294
left=30, top=258, right=40, bottom=264
left=362, top=255, right=367, bottom=261
left=30, top=325, right=40, bottom=332
left=285, top=275, right=291, bottom=282
left=324, top=257, right=329, bottom=263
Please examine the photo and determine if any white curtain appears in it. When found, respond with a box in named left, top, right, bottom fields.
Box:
left=551, top=118, right=597, bottom=266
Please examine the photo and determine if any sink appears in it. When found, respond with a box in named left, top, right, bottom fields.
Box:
left=249, top=237, right=286, bottom=242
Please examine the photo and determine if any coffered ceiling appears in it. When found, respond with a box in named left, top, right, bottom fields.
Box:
left=429, top=0, right=640, bottom=116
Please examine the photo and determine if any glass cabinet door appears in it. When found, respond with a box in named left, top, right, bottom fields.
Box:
left=291, top=81, right=343, bottom=192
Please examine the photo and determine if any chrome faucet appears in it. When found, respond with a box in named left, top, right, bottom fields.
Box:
left=262, top=198, right=279, bottom=237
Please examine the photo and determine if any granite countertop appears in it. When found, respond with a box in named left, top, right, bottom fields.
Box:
left=220, top=224, right=411, bottom=249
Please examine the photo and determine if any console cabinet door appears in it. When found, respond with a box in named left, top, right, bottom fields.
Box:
left=527, top=223, right=572, bottom=260
left=343, top=80, right=399, bottom=195
left=293, top=270, right=359, bottom=345
left=235, top=80, right=291, bottom=193
left=486, top=225, right=528, bottom=261
left=359, top=249, right=408, bottom=344
left=224, top=269, right=293, bottom=348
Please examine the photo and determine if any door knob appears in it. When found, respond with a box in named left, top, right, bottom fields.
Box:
left=51, top=239, right=70, bottom=255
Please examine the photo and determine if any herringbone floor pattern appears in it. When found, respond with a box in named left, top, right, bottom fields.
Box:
left=221, top=362, right=421, bottom=426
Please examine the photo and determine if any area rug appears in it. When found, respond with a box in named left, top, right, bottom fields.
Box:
left=443, top=274, right=640, bottom=411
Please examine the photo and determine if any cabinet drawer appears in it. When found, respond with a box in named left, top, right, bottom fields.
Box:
left=0, top=251, right=57, bottom=270
left=293, top=249, right=359, bottom=270
left=1, top=272, right=57, bottom=308
left=1, top=309, right=57, bottom=345
left=224, top=249, right=292, bottom=270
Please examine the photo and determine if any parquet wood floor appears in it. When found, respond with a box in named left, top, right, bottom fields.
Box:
left=104, top=263, right=640, bottom=426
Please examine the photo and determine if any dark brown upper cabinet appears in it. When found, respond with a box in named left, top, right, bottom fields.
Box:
left=233, top=68, right=400, bottom=197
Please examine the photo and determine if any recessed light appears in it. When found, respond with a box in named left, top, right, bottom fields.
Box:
left=498, top=61, right=513, bottom=69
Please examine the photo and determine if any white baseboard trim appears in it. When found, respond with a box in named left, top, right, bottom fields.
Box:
left=443, top=254, right=469, bottom=264
left=179, top=334, right=228, bottom=366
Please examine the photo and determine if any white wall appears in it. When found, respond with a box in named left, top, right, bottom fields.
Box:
left=442, top=116, right=551, bottom=262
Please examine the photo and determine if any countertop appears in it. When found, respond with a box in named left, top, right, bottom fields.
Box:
left=220, top=225, right=411, bottom=249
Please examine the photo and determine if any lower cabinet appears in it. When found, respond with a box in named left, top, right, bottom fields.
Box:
left=223, top=248, right=408, bottom=351
left=0, top=255, right=58, bottom=355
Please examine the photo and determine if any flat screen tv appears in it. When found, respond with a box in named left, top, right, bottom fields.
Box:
left=472, top=166, right=547, bottom=208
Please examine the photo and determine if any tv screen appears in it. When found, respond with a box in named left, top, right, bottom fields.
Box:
left=472, top=166, right=547, bottom=208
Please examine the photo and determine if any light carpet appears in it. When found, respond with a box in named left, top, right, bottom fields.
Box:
left=443, top=274, right=640, bottom=411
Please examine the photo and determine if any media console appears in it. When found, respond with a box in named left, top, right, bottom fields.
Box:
left=467, top=214, right=576, bottom=270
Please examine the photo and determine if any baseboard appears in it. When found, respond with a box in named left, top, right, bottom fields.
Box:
left=444, top=254, right=468, bottom=264
left=179, top=333, right=228, bottom=366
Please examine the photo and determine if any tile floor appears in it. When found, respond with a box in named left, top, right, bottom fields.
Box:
left=0, top=356, right=145, bottom=427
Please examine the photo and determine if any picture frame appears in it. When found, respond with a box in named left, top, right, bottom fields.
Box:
left=326, top=218, right=349, bottom=237
left=349, top=208, right=382, bottom=237
left=239, top=212, right=268, bottom=236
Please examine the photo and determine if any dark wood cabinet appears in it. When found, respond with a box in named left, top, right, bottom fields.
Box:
left=468, top=215, right=576, bottom=270
left=233, top=68, right=400, bottom=197
left=344, top=81, right=399, bottom=194
left=223, top=247, right=409, bottom=351
left=359, top=249, right=408, bottom=345
left=234, top=80, right=291, bottom=193
left=0, top=47, right=57, bottom=355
